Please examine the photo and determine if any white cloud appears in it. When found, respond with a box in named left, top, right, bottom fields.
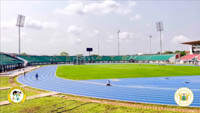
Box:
left=128, top=1, right=136, bottom=7
left=1, top=18, right=57, bottom=30
left=93, top=30, right=99, bottom=35
left=130, top=14, right=142, bottom=21
left=55, top=3, right=84, bottom=15
left=1, top=20, right=16, bottom=29
left=55, top=0, right=134, bottom=15
left=67, top=25, right=82, bottom=35
left=106, top=31, right=135, bottom=42
left=171, top=35, right=190, bottom=44
left=1, top=37, right=13, bottom=43
left=75, top=38, right=82, bottom=44
left=88, top=29, right=100, bottom=37
left=120, top=32, right=135, bottom=40
left=25, top=17, right=57, bottom=30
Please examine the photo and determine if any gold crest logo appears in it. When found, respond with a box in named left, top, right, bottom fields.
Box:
left=174, top=87, right=193, bottom=106
left=8, top=87, right=26, bottom=104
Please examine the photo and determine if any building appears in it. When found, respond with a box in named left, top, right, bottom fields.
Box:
left=182, top=40, right=200, bottom=54
left=180, top=40, right=200, bottom=64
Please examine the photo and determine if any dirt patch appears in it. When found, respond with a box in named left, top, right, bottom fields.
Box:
left=9, top=77, right=18, bottom=86
left=23, top=87, right=44, bottom=94
left=54, top=95, right=200, bottom=113
left=21, top=106, right=41, bottom=113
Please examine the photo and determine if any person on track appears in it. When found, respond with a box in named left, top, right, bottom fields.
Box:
left=35, top=73, right=39, bottom=80
left=106, top=80, right=111, bottom=86
left=23, top=69, right=26, bottom=77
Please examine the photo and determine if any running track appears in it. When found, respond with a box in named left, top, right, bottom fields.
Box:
left=17, top=65, right=200, bottom=107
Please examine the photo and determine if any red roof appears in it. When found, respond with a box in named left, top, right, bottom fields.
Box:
left=180, top=54, right=199, bottom=61
left=197, top=55, right=200, bottom=61
left=182, top=40, right=200, bottom=45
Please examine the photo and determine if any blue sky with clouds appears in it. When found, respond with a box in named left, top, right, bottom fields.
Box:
left=1, top=0, right=200, bottom=55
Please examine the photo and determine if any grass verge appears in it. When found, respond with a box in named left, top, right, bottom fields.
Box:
left=0, top=96, right=193, bottom=113
left=0, top=77, right=11, bottom=88
left=56, top=64, right=200, bottom=80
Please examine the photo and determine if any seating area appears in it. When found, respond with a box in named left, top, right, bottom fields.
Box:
left=134, top=54, right=175, bottom=61
left=198, top=55, right=200, bottom=61
left=179, top=54, right=200, bottom=64
left=112, top=56, right=123, bottom=61
left=83, top=54, right=175, bottom=63
left=0, top=53, right=177, bottom=72
left=0, top=53, right=24, bottom=72
left=180, top=54, right=199, bottom=61
left=17, top=55, right=67, bottom=65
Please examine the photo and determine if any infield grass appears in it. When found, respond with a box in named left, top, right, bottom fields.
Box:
left=56, top=64, right=200, bottom=80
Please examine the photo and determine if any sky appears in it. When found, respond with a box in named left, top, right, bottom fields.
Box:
left=0, top=0, right=200, bottom=56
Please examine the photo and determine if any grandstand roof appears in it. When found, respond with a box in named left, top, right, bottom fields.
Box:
left=0, top=53, right=23, bottom=65
left=181, top=40, right=200, bottom=45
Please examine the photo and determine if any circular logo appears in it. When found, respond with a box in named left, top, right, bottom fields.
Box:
left=8, top=87, right=26, bottom=104
left=174, top=87, right=194, bottom=106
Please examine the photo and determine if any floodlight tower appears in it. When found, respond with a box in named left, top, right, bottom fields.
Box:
left=156, top=21, right=164, bottom=54
left=16, top=15, right=25, bottom=54
left=149, top=35, right=152, bottom=54
left=117, top=30, right=120, bottom=56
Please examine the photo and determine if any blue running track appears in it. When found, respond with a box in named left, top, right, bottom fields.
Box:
left=17, top=65, right=200, bottom=107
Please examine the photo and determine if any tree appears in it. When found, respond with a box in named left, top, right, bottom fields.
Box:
left=156, top=52, right=160, bottom=54
left=163, top=51, right=173, bottom=54
left=60, top=52, right=69, bottom=56
left=76, top=54, right=83, bottom=57
left=180, top=51, right=186, bottom=56
left=174, top=50, right=181, bottom=54
left=21, top=52, right=27, bottom=55
left=174, top=50, right=186, bottom=56
left=91, top=54, right=99, bottom=56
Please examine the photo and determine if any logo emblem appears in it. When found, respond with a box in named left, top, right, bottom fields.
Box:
left=174, top=87, right=194, bottom=106
left=8, top=87, right=26, bottom=104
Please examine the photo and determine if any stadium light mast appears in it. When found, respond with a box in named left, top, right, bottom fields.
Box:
left=149, top=35, right=152, bottom=54
left=156, top=21, right=164, bottom=55
left=16, top=14, right=25, bottom=54
left=117, top=30, right=120, bottom=56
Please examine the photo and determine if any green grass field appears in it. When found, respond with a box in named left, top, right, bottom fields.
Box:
left=0, top=87, right=39, bottom=102
left=0, top=96, right=184, bottom=113
left=56, top=64, right=200, bottom=80
left=0, top=77, right=11, bottom=88
left=0, top=76, right=48, bottom=102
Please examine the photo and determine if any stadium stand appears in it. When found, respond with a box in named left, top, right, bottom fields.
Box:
left=180, top=54, right=199, bottom=61
left=101, top=56, right=112, bottom=62
left=181, top=40, right=200, bottom=64
left=0, top=53, right=24, bottom=73
left=180, top=54, right=200, bottom=64
left=17, top=55, right=67, bottom=66
left=112, top=56, right=123, bottom=61
left=0, top=54, right=177, bottom=72
left=85, top=56, right=98, bottom=63
left=132, top=54, right=176, bottom=63
left=83, top=54, right=176, bottom=63
left=198, top=55, right=200, bottom=61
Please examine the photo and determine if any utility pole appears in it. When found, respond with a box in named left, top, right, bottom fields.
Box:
left=98, top=37, right=100, bottom=55
left=117, top=30, right=120, bottom=56
left=149, top=35, right=152, bottom=54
